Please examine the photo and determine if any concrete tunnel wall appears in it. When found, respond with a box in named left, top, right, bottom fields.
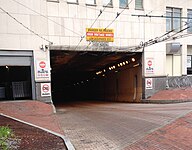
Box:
left=83, top=65, right=142, bottom=102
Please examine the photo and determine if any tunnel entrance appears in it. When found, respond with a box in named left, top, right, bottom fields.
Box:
left=50, top=50, right=142, bottom=104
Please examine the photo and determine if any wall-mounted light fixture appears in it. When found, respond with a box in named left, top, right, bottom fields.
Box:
left=40, top=44, right=49, bottom=52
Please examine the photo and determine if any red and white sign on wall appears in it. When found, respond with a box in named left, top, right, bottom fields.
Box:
left=86, top=28, right=114, bottom=42
left=41, top=83, right=51, bottom=97
left=36, top=60, right=49, bottom=78
left=145, top=58, right=154, bottom=74
left=145, top=78, right=153, bottom=89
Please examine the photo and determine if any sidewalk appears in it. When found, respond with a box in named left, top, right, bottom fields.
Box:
left=143, top=87, right=192, bottom=103
left=0, top=100, right=75, bottom=150
left=0, top=100, right=63, bottom=135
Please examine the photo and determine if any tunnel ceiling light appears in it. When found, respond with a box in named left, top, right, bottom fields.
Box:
left=103, top=69, right=106, bottom=72
left=120, top=63, right=123, bottom=66
left=123, top=62, right=125, bottom=65
left=96, top=71, right=102, bottom=75
left=132, top=58, right=136, bottom=62
left=133, top=63, right=140, bottom=67
left=126, top=61, right=129, bottom=64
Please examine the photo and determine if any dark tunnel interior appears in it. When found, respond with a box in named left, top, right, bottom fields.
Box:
left=50, top=50, right=142, bottom=104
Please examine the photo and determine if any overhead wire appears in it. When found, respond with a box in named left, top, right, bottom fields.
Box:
left=131, top=14, right=192, bottom=20
left=9, top=0, right=82, bottom=36
left=112, top=22, right=190, bottom=53
left=105, top=0, right=134, bottom=29
left=83, top=0, right=135, bottom=51
left=163, top=27, right=191, bottom=42
left=74, top=1, right=112, bottom=50
left=0, top=6, right=53, bottom=44
left=5, top=0, right=191, bottom=52
left=6, top=0, right=135, bottom=50
left=60, top=0, right=136, bottom=15
left=10, top=0, right=174, bottom=19
left=145, top=0, right=189, bottom=16
left=132, top=24, right=190, bottom=52
left=74, top=9, right=104, bottom=50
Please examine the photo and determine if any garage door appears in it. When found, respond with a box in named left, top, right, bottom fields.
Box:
left=0, top=50, right=34, bottom=100
left=0, top=50, right=32, bottom=66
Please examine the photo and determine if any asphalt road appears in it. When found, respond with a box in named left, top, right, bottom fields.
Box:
left=56, top=102, right=192, bottom=150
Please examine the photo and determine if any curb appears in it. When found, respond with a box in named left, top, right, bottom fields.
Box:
left=142, top=99, right=192, bottom=104
left=0, top=113, right=75, bottom=150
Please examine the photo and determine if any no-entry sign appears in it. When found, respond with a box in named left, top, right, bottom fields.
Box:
left=39, top=61, right=46, bottom=68
left=41, top=83, right=51, bottom=97
left=147, top=60, right=152, bottom=67
left=145, top=58, right=154, bottom=74
left=36, top=60, right=49, bottom=78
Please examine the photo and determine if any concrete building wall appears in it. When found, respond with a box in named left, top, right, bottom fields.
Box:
left=0, top=0, right=166, bottom=48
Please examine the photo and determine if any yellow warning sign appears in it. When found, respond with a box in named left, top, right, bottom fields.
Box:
left=86, top=28, right=114, bottom=42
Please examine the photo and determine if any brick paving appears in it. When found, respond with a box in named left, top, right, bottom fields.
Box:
left=1, top=87, right=192, bottom=150
left=0, top=100, right=64, bottom=135
left=56, top=102, right=192, bottom=150
left=146, top=87, right=192, bottom=103
left=125, top=111, right=192, bottom=150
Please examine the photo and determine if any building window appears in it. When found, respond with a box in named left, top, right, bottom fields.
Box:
left=67, top=0, right=78, bottom=4
left=187, top=45, right=192, bottom=75
left=135, top=0, right=143, bottom=10
left=103, top=0, right=112, bottom=7
left=166, top=55, right=181, bottom=76
left=119, top=0, right=128, bottom=8
left=47, top=0, right=59, bottom=2
left=187, top=56, right=192, bottom=74
left=166, top=7, right=181, bottom=32
left=187, top=9, right=192, bottom=33
left=86, top=0, right=96, bottom=5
